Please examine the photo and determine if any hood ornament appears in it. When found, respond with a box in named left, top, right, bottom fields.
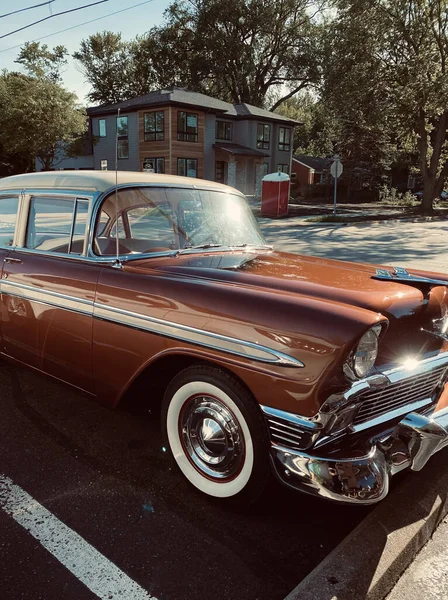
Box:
left=373, top=267, right=448, bottom=293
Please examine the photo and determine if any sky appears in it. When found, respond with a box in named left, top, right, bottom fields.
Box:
left=0, top=0, right=170, bottom=103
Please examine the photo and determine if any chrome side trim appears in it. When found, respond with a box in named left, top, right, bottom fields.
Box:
left=0, top=280, right=303, bottom=368
left=94, top=302, right=304, bottom=368
left=1, top=280, right=93, bottom=315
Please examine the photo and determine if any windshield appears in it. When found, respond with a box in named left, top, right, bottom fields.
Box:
left=94, top=186, right=267, bottom=256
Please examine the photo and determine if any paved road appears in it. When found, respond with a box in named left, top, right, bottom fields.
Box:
left=0, top=362, right=367, bottom=600
left=259, top=216, right=448, bottom=275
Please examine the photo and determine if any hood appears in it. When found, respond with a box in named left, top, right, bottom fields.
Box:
left=127, top=250, right=448, bottom=320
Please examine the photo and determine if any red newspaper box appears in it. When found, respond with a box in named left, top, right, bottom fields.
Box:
left=261, top=172, right=290, bottom=217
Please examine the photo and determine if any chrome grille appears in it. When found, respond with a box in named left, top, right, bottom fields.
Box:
left=265, top=416, right=314, bottom=450
left=353, top=365, right=447, bottom=427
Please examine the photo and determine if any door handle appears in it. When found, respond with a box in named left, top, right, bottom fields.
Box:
left=4, top=257, right=22, bottom=264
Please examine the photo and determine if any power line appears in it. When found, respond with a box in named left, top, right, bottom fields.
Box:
left=0, top=1, right=55, bottom=20
left=0, top=0, right=111, bottom=40
left=0, top=0, right=157, bottom=54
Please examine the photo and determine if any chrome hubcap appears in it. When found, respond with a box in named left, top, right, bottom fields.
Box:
left=181, top=396, right=245, bottom=480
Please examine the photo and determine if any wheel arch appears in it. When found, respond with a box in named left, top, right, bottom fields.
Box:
left=117, top=350, right=258, bottom=416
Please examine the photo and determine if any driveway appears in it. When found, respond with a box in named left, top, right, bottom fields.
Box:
left=258, top=217, right=448, bottom=274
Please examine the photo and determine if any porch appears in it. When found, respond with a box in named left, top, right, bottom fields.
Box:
left=213, top=142, right=270, bottom=196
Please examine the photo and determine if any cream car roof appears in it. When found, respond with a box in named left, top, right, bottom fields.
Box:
left=0, top=170, right=236, bottom=194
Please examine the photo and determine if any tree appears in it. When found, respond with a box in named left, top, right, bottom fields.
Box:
left=73, top=32, right=150, bottom=105
left=74, top=0, right=327, bottom=108
left=276, top=93, right=338, bottom=156
left=327, top=1, right=448, bottom=213
left=0, top=143, right=32, bottom=178
left=0, top=72, right=87, bottom=171
left=15, top=42, right=68, bottom=83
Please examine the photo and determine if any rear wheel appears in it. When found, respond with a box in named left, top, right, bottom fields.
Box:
left=161, top=365, right=270, bottom=506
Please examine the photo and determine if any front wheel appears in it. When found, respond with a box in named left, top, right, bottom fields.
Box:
left=161, top=365, right=270, bottom=506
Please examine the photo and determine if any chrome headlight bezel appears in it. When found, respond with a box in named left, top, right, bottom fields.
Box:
left=344, top=324, right=383, bottom=381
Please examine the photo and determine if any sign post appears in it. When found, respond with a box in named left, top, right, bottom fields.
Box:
left=330, top=156, right=343, bottom=216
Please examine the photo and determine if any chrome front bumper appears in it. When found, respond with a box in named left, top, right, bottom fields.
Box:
left=270, top=406, right=448, bottom=504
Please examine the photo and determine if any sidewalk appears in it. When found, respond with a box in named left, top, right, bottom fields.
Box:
left=386, top=517, right=448, bottom=599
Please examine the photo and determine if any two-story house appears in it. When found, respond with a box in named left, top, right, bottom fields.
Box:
left=42, top=88, right=299, bottom=196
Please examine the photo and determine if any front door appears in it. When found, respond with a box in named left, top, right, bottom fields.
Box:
left=1, top=194, right=101, bottom=393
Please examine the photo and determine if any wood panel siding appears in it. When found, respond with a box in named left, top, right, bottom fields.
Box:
left=138, top=109, right=170, bottom=172
left=138, top=106, right=205, bottom=177
left=170, top=107, right=205, bottom=178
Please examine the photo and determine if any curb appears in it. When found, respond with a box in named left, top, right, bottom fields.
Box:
left=299, top=216, right=448, bottom=227
left=284, top=449, right=448, bottom=600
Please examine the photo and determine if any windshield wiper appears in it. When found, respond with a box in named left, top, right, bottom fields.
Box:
left=175, top=243, right=225, bottom=255
left=231, top=243, right=273, bottom=250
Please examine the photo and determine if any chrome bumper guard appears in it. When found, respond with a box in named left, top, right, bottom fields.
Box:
left=270, top=407, right=448, bottom=504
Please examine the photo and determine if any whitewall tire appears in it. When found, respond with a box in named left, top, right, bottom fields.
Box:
left=161, top=366, right=270, bottom=505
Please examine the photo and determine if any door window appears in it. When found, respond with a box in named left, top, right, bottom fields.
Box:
left=26, top=197, right=88, bottom=255
left=0, top=196, right=19, bottom=247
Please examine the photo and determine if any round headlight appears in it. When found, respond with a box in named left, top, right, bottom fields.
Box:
left=352, top=329, right=379, bottom=378
left=344, top=327, right=380, bottom=380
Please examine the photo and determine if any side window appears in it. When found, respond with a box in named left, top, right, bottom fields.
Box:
left=70, top=201, right=89, bottom=254
left=0, top=196, right=19, bottom=247
left=26, top=197, right=88, bottom=255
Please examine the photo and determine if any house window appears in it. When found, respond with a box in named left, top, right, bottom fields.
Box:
left=143, top=157, right=165, bottom=173
left=177, top=112, right=198, bottom=142
left=278, top=127, right=291, bottom=152
left=144, top=111, right=164, bottom=141
left=215, top=161, right=225, bottom=183
left=257, top=123, right=270, bottom=149
left=178, top=158, right=198, bottom=178
left=277, top=164, right=289, bottom=174
left=99, top=119, right=106, bottom=137
left=216, top=121, right=232, bottom=141
left=117, top=116, right=129, bottom=159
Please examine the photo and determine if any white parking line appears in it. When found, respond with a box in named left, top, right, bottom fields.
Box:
left=0, top=475, right=157, bottom=600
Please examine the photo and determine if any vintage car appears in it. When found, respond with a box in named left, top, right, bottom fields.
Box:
left=0, top=170, right=447, bottom=506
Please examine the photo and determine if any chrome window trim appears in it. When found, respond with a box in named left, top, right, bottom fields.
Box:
left=11, top=191, right=94, bottom=257
left=0, top=191, right=22, bottom=249
left=87, top=184, right=253, bottom=260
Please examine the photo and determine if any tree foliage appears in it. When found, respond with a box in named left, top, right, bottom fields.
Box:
left=15, top=42, right=68, bottom=83
left=74, top=0, right=327, bottom=108
left=325, top=0, right=448, bottom=212
left=0, top=72, right=87, bottom=171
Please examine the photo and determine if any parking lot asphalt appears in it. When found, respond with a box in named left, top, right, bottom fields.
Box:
left=0, top=361, right=368, bottom=600
left=259, top=215, right=448, bottom=274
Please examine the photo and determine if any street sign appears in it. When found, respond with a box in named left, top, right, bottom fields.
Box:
left=331, top=159, right=343, bottom=179
left=100, top=160, right=107, bottom=171
left=331, top=156, right=343, bottom=216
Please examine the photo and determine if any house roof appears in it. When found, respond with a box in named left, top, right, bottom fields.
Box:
left=0, top=170, right=235, bottom=194
left=87, top=88, right=301, bottom=125
left=213, top=142, right=270, bottom=157
left=293, top=155, right=332, bottom=171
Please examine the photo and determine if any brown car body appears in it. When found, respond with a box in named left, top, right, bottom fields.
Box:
left=1, top=170, right=447, bottom=506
